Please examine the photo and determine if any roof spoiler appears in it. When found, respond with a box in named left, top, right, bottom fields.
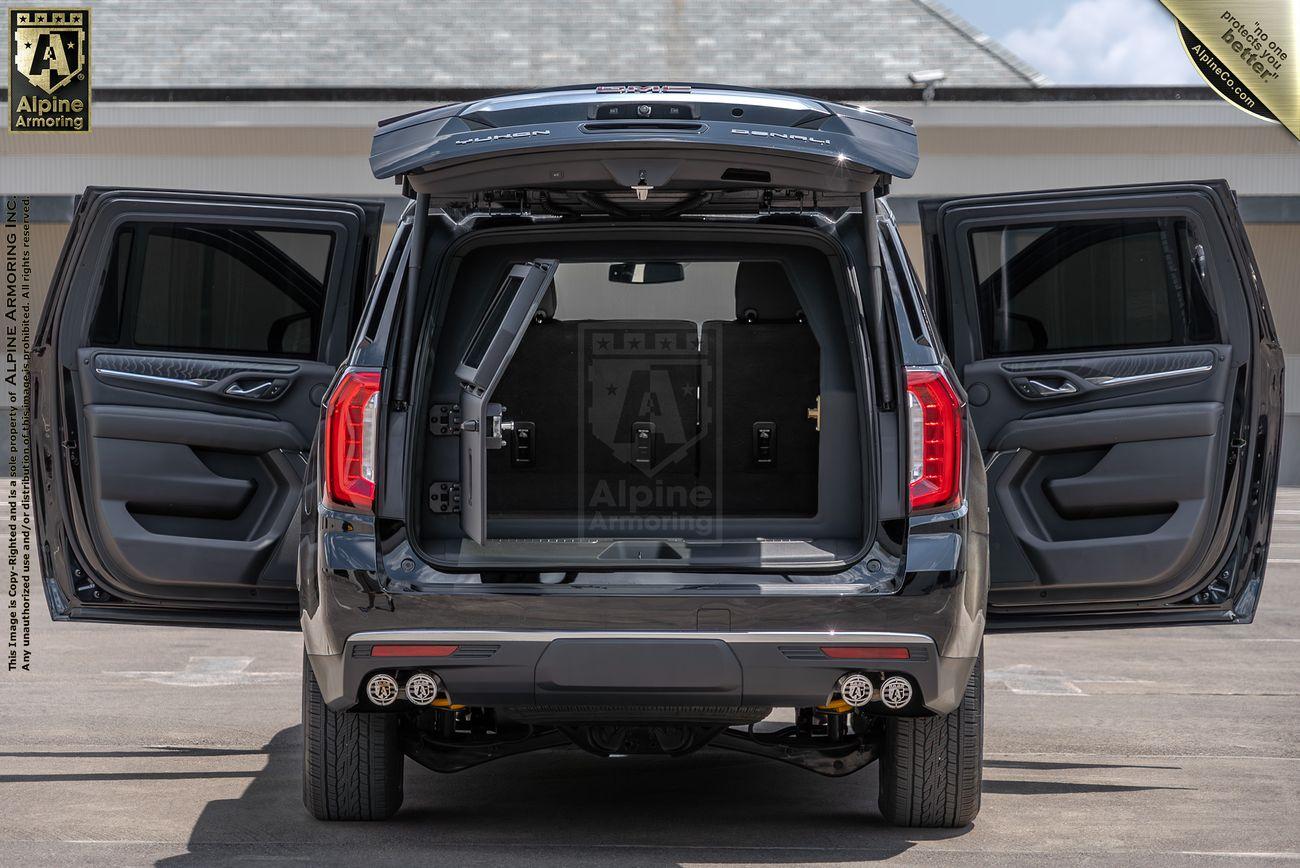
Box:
left=369, top=85, right=918, bottom=211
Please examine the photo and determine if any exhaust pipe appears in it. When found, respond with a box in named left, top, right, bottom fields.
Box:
left=879, top=675, right=914, bottom=710
left=835, top=672, right=875, bottom=707
left=404, top=672, right=442, bottom=706
left=365, top=673, right=400, bottom=706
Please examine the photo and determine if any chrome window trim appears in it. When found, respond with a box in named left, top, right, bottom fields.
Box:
left=1086, top=364, right=1214, bottom=387
left=94, top=368, right=214, bottom=388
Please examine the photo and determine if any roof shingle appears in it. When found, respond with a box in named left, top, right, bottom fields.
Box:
left=70, top=0, right=1044, bottom=89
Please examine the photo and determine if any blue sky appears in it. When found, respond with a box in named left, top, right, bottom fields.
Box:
left=940, top=0, right=1202, bottom=84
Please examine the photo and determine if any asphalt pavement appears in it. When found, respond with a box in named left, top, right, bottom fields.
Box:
left=1, top=493, right=1298, bottom=866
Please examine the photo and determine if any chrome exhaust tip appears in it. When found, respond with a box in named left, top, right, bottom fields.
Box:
left=836, top=672, right=875, bottom=707
left=365, top=673, right=400, bottom=706
left=403, top=672, right=441, bottom=706
left=880, top=675, right=914, bottom=709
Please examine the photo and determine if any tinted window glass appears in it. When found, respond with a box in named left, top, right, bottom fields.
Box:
left=550, top=261, right=738, bottom=322
left=463, top=274, right=524, bottom=368
left=89, top=223, right=334, bottom=357
left=969, top=217, right=1218, bottom=357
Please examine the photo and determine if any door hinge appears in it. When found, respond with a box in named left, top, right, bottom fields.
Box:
left=70, top=564, right=112, bottom=602
left=63, top=436, right=79, bottom=466
left=429, top=482, right=462, bottom=513
left=429, top=404, right=461, bottom=436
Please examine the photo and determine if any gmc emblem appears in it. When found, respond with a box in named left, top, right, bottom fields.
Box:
left=595, top=85, right=693, bottom=94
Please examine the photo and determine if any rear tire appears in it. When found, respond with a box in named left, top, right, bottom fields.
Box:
left=302, top=654, right=404, bottom=820
left=876, top=652, right=983, bottom=828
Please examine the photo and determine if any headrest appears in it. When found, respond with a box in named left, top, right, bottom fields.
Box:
left=533, top=284, right=557, bottom=323
left=734, top=262, right=802, bottom=323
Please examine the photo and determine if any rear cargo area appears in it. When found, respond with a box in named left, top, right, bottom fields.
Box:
left=487, top=260, right=821, bottom=521
left=413, top=229, right=872, bottom=574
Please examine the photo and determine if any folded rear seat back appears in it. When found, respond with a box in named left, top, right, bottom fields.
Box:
left=488, top=305, right=704, bottom=518
left=487, top=286, right=585, bottom=514
left=580, top=320, right=702, bottom=517
left=701, top=262, right=820, bottom=517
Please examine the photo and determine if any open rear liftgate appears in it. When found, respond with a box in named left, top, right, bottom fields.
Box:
left=367, top=86, right=919, bottom=771
left=384, top=85, right=909, bottom=545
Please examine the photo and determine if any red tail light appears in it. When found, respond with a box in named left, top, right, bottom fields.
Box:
left=370, top=644, right=458, bottom=658
left=821, top=646, right=911, bottom=660
left=906, top=368, right=962, bottom=512
left=324, top=370, right=382, bottom=511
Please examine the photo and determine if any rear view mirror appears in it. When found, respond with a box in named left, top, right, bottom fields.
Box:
left=608, top=262, right=685, bottom=284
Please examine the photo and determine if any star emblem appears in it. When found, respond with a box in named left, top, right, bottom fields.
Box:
left=596, top=338, right=609, bottom=349
left=660, top=339, right=672, bottom=349
left=629, top=338, right=641, bottom=349
left=605, top=384, right=618, bottom=396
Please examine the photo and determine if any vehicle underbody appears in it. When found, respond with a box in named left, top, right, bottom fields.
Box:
left=397, top=703, right=886, bottom=777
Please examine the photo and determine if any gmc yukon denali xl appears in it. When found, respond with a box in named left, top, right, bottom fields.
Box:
left=30, top=85, right=1282, bottom=827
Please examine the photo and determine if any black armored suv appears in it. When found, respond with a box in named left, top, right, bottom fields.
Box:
left=31, top=85, right=1282, bottom=827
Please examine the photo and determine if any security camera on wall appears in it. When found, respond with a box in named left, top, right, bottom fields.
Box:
left=908, top=69, right=947, bottom=102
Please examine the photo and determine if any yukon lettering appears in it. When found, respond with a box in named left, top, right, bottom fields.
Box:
left=453, top=129, right=552, bottom=144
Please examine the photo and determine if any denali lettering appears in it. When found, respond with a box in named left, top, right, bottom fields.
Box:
left=453, top=130, right=552, bottom=144
left=730, top=128, right=831, bottom=145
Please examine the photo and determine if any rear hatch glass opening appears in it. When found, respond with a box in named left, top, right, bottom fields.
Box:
left=406, top=229, right=878, bottom=584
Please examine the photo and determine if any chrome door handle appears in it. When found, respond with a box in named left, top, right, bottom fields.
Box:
left=225, top=380, right=275, bottom=398
left=1026, top=378, right=1077, bottom=396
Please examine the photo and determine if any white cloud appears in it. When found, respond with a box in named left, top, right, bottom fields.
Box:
left=1002, top=0, right=1202, bottom=85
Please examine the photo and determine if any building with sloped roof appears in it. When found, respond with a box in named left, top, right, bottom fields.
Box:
left=84, top=0, right=1045, bottom=89
left=5, top=0, right=1300, bottom=478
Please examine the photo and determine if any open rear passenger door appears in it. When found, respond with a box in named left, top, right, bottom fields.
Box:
left=32, top=188, right=382, bottom=627
left=922, top=181, right=1283, bottom=630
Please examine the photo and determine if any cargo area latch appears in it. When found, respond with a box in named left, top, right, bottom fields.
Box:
left=631, top=169, right=654, bottom=201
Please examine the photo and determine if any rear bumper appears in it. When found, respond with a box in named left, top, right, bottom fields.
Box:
left=308, top=629, right=978, bottom=716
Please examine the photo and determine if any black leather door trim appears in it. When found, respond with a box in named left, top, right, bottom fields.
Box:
left=83, top=404, right=304, bottom=452
left=992, top=402, right=1221, bottom=452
